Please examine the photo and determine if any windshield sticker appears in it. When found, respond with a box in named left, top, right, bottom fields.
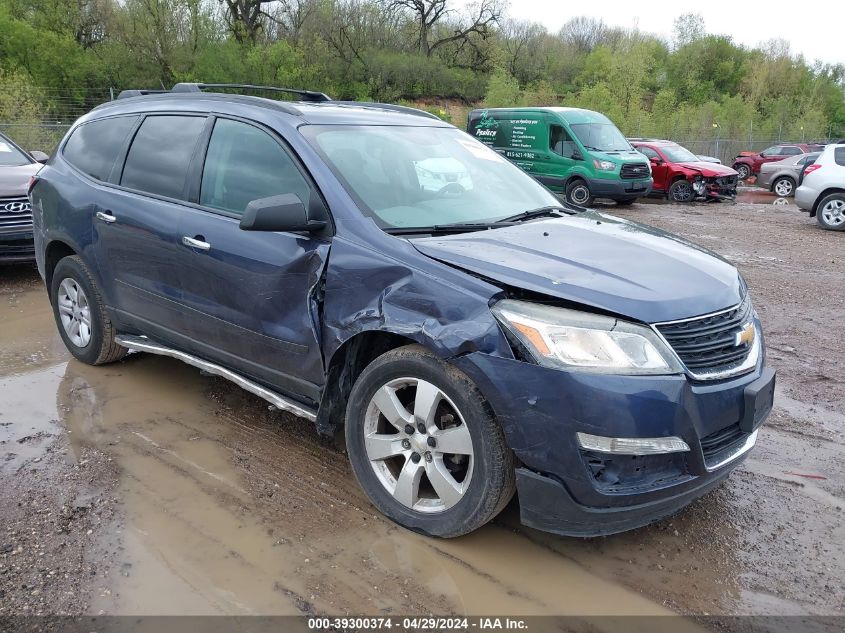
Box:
left=0, top=142, right=12, bottom=153
left=456, top=137, right=507, bottom=163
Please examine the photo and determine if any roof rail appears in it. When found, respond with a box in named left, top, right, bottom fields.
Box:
left=331, top=101, right=441, bottom=121
left=116, top=89, right=170, bottom=100
left=170, top=83, right=331, bottom=102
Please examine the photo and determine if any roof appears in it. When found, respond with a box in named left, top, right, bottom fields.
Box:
left=469, top=106, right=613, bottom=124
left=628, top=138, right=678, bottom=146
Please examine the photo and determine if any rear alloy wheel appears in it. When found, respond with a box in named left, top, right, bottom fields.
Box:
left=817, top=193, right=845, bottom=231
left=345, top=345, right=515, bottom=537
left=669, top=179, right=695, bottom=203
left=773, top=176, right=795, bottom=197
left=734, top=164, right=751, bottom=180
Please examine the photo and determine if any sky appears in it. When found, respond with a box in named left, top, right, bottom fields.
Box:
left=491, top=0, right=845, bottom=66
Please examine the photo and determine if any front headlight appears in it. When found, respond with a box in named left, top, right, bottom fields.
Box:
left=593, top=159, right=616, bottom=171
left=491, top=300, right=683, bottom=375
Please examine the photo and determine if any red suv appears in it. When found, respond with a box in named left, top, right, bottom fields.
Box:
left=732, top=144, right=824, bottom=180
left=630, top=139, right=738, bottom=202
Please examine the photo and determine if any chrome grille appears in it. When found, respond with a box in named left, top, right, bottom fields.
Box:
left=0, top=196, right=33, bottom=231
left=655, top=296, right=755, bottom=377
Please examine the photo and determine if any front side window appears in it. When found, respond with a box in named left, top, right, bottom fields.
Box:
left=781, top=146, right=802, bottom=155
left=761, top=146, right=781, bottom=157
left=636, top=146, right=660, bottom=161
left=301, top=125, right=559, bottom=229
left=200, top=119, right=311, bottom=215
left=549, top=125, right=577, bottom=158
left=121, top=115, right=206, bottom=199
left=62, top=116, right=138, bottom=180
left=568, top=123, right=630, bottom=152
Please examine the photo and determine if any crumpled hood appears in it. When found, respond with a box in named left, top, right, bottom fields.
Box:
left=411, top=213, right=742, bottom=323
left=0, top=163, right=40, bottom=198
left=676, top=161, right=738, bottom=177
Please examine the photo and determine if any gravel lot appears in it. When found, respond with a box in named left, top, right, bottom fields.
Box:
left=0, top=192, right=843, bottom=619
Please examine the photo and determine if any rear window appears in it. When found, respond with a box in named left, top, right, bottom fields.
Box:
left=62, top=116, right=138, bottom=181
left=835, top=147, right=845, bottom=167
left=121, top=115, right=206, bottom=199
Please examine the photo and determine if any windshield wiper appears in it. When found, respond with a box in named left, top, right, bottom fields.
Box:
left=498, top=205, right=576, bottom=223
left=384, top=222, right=513, bottom=236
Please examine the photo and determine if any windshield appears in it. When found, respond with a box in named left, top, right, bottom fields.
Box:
left=661, top=145, right=700, bottom=163
left=0, top=136, right=31, bottom=166
left=568, top=123, right=630, bottom=152
left=301, top=125, right=559, bottom=229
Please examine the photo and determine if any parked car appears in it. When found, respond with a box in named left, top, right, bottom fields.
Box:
left=695, top=155, right=722, bottom=164
left=467, top=107, right=652, bottom=206
left=756, top=152, right=821, bottom=197
left=31, top=83, right=774, bottom=538
left=630, top=139, right=738, bottom=202
left=732, top=143, right=824, bottom=180
left=0, top=131, right=48, bottom=262
left=795, top=143, right=845, bottom=230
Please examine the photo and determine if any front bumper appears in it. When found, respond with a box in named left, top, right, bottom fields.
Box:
left=588, top=176, right=653, bottom=200
left=453, top=342, right=773, bottom=537
left=0, top=229, right=35, bottom=263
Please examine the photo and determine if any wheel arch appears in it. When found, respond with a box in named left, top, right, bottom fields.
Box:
left=812, top=187, right=845, bottom=217
left=315, top=330, right=424, bottom=436
left=44, top=240, right=78, bottom=290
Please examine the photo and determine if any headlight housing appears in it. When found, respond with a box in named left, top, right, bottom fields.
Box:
left=491, top=300, right=683, bottom=375
left=593, top=158, right=616, bottom=171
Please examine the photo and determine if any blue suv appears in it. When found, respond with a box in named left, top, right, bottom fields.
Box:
left=29, top=84, right=776, bottom=538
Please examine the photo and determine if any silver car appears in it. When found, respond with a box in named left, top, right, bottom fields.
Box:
left=795, top=144, right=845, bottom=230
left=757, top=152, right=820, bottom=197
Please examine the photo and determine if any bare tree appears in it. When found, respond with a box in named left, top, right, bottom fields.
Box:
left=558, top=16, right=607, bottom=53
left=382, top=0, right=503, bottom=57
left=218, top=0, right=273, bottom=43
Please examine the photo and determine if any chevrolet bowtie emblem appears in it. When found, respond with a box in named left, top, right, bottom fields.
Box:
left=734, top=322, right=755, bottom=347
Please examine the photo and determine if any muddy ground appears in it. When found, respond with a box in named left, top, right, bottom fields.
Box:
left=0, top=191, right=843, bottom=620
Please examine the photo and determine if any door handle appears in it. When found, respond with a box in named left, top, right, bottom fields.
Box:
left=95, top=211, right=116, bottom=223
left=182, top=235, right=211, bottom=251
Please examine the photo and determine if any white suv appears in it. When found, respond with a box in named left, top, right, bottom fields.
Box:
left=795, top=143, right=845, bottom=231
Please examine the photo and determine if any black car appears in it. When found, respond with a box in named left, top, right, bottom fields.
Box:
left=29, top=83, right=775, bottom=538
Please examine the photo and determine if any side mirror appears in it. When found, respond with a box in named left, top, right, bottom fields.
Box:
left=649, top=156, right=662, bottom=165
left=239, top=194, right=326, bottom=233
left=571, top=150, right=583, bottom=161
left=29, top=150, right=49, bottom=163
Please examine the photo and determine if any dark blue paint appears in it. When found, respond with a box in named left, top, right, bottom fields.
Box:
left=31, top=93, right=773, bottom=537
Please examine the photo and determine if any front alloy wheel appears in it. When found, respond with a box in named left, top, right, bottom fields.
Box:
left=364, top=377, right=473, bottom=512
left=669, top=179, right=695, bottom=202
left=345, top=345, right=515, bottom=537
left=735, top=164, right=751, bottom=180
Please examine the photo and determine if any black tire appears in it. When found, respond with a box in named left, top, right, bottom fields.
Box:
left=50, top=255, right=127, bottom=365
left=669, top=179, right=695, bottom=203
left=565, top=179, right=593, bottom=206
left=772, top=176, right=795, bottom=197
left=734, top=164, right=751, bottom=180
left=615, top=197, right=637, bottom=206
left=345, top=344, right=515, bottom=538
left=816, top=193, right=845, bottom=231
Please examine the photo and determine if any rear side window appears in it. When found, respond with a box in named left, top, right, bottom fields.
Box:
left=121, top=115, right=206, bottom=199
left=835, top=147, right=845, bottom=167
left=63, top=116, right=138, bottom=181
left=200, top=119, right=311, bottom=215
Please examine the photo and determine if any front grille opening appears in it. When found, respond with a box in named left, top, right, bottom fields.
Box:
left=581, top=451, right=688, bottom=493
left=656, top=296, right=754, bottom=375
left=620, top=163, right=650, bottom=179
left=0, top=196, right=33, bottom=230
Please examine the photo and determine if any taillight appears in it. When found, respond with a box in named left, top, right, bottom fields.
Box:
left=27, top=175, right=39, bottom=195
left=804, top=164, right=822, bottom=176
